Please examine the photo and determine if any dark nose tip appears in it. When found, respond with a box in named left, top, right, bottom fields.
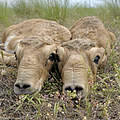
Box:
left=75, top=86, right=83, bottom=92
left=15, top=83, right=31, bottom=89
left=65, top=86, right=83, bottom=93
left=65, top=86, right=73, bottom=92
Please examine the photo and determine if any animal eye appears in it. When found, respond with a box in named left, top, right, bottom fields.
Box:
left=48, top=53, right=55, bottom=61
left=94, top=55, right=100, bottom=64
left=48, top=53, right=60, bottom=62
left=14, top=52, right=17, bottom=60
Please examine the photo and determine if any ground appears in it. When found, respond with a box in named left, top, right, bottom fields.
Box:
left=0, top=22, right=120, bottom=120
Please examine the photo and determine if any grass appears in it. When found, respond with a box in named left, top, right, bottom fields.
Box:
left=0, top=0, right=120, bottom=27
left=105, top=0, right=120, bottom=17
left=0, top=2, right=14, bottom=27
left=11, top=0, right=70, bottom=24
left=0, top=0, right=120, bottom=119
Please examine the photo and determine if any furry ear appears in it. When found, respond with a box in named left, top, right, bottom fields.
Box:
left=56, top=46, right=66, bottom=62
left=48, top=53, right=60, bottom=62
left=94, top=55, right=100, bottom=64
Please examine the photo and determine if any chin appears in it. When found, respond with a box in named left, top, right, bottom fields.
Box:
left=14, top=87, right=37, bottom=95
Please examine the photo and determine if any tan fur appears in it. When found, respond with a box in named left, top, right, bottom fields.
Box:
left=56, top=16, right=114, bottom=96
left=56, top=16, right=115, bottom=96
left=2, top=19, right=71, bottom=53
left=60, top=38, right=107, bottom=72
left=70, top=16, right=116, bottom=56
left=56, top=38, right=106, bottom=96
left=0, top=19, right=71, bottom=94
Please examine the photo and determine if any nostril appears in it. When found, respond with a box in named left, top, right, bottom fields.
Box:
left=65, top=86, right=73, bottom=92
left=15, top=83, right=21, bottom=89
left=15, top=83, right=31, bottom=89
left=23, top=84, right=31, bottom=89
left=75, top=86, right=83, bottom=92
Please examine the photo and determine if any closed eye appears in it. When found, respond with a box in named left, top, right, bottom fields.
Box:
left=94, top=55, right=100, bottom=64
left=14, top=52, right=17, bottom=60
left=48, top=53, right=60, bottom=62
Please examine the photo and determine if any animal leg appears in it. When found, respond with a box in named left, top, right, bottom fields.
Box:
left=0, top=49, right=16, bottom=66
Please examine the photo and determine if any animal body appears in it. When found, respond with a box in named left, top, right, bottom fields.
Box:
left=0, top=16, right=116, bottom=97
left=70, top=16, right=116, bottom=56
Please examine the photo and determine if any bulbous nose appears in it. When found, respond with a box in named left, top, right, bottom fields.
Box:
left=64, top=85, right=85, bottom=99
left=14, top=83, right=31, bottom=90
left=65, top=86, right=83, bottom=93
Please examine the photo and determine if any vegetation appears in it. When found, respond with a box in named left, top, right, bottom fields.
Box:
left=0, top=0, right=120, bottom=119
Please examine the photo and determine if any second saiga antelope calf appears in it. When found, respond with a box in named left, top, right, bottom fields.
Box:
left=56, top=16, right=116, bottom=97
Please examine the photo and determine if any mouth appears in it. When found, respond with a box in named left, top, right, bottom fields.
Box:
left=14, top=87, right=36, bottom=95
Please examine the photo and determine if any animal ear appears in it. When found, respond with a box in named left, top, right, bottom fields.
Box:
left=56, top=46, right=66, bottom=62
left=48, top=53, right=60, bottom=62
left=94, top=55, right=100, bottom=64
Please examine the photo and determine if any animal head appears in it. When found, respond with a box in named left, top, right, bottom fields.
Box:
left=14, top=41, right=57, bottom=95
left=55, top=42, right=106, bottom=97
left=56, top=47, right=92, bottom=97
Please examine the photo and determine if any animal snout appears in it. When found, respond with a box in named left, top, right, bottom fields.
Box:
left=14, top=82, right=33, bottom=95
left=15, top=83, right=31, bottom=89
left=64, top=85, right=86, bottom=99
left=65, top=86, right=84, bottom=93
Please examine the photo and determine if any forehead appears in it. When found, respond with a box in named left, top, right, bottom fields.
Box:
left=20, top=52, right=40, bottom=66
left=67, top=51, right=88, bottom=66
left=21, top=44, right=57, bottom=63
